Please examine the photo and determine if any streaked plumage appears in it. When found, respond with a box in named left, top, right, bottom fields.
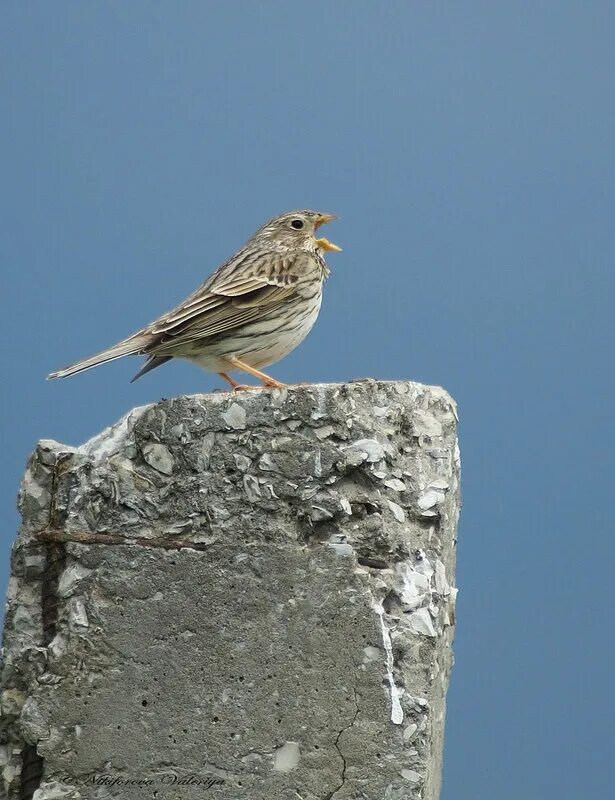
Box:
left=48, top=210, right=341, bottom=389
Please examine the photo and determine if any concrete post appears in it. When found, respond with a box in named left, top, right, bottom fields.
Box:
left=1, top=381, right=460, bottom=800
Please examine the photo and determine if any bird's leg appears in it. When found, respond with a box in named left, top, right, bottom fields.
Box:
left=218, top=372, right=260, bottom=392
left=219, top=372, right=242, bottom=389
left=227, top=358, right=287, bottom=388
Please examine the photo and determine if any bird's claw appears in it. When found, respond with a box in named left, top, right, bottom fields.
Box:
left=232, top=384, right=264, bottom=392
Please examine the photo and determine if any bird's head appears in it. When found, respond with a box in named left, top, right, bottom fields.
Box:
left=255, top=210, right=342, bottom=253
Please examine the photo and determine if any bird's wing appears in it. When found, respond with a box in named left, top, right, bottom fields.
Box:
left=48, top=249, right=312, bottom=379
left=146, top=249, right=307, bottom=349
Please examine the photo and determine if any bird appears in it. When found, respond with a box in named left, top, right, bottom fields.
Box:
left=48, top=210, right=341, bottom=390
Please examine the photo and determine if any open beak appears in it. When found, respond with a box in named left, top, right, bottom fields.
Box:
left=314, top=212, right=336, bottom=229
left=314, top=213, right=341, bottom=252
left=315, top=237, right=342, bottom=253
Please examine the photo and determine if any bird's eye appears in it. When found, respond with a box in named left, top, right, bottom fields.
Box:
left=290, top=219, right=304, bottom=230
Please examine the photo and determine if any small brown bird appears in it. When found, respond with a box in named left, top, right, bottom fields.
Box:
left=48, top=210, right=341, bottom=389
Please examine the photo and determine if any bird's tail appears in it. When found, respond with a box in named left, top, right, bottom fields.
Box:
left=47, top=334, right=149, bottom=379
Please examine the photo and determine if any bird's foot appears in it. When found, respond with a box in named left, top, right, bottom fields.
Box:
left=218, top=372, right=261, bottom=391
left=219, top=368, right=286, bottom=391
left=232, top=384, right=265, bottom=392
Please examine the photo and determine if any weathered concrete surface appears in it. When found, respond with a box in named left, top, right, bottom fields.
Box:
left=1, top=381, right=460, bottom=800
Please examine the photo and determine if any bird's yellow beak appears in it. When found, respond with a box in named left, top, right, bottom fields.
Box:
left=313, top=213, right=341, bottom=251
left=314, top=212, right=336, bottom=228
left=315, top=237, right=342, bottom=253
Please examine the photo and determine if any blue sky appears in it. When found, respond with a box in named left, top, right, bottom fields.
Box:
left=2, top=3, right=614, bottom=798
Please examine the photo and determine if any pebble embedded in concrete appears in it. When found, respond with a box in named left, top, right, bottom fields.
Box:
left=273, top=741, right=300, bottom=772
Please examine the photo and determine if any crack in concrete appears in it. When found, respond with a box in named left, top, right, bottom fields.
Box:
left=324, top=689, right=360, bottom=800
